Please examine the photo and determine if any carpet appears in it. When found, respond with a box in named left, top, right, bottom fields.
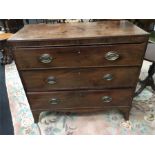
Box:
left=5, top=61, right=155, bottom=135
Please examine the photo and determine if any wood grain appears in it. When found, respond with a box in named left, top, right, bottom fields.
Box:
left=8, top=20, right=148, bottom=41
left=21, top=67, right=139, bottom=91
left=14, top=43, right=146, bottom=70
left=8, top=20, right=149, bottom=46
left=27, top=89, right=133, bottom=110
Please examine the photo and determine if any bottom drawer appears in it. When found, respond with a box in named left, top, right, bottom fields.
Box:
left=27, top=89, right=134, bottom=110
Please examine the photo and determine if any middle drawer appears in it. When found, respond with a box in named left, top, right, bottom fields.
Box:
left=21, top=67, right=139, bottom=91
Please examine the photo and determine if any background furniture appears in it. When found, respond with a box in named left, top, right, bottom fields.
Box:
left=135, top=42, right=155, bottom=96
left=0, top=19, right=114, bottom=33
left=134, top=20, right=155, bottom=96
left=0, top=33, right=13, bottom=64
left=8, top=20, right=148, bottom=122
left=0, top=20, right=24, bottom=33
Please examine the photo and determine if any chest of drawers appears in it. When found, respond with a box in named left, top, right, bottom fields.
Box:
left=8, top=20, right=149, bottom=123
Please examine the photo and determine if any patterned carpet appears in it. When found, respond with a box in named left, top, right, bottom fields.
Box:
left=5, top=61, right=155, bottom=135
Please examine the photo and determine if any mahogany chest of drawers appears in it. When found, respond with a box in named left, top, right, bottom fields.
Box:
left=8, top=20, right=149, bottom=123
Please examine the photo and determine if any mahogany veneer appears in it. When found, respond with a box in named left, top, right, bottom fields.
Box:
left=8, top=20, right=149, bottom=122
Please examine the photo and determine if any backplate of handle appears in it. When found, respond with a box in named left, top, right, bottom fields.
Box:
left=47, top=76, right=56, bottom=85
left=103, top=74, right=113, bottom=81
left=102, top=96, right=112, bottom=103
left=105, top=51, right=120, bottom=61
left=39, top=53, right=53, bottom=63
left=49, top=98, right=59, bottom=105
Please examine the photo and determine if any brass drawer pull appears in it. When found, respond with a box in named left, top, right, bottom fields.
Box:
left=102, top=96, right=112, bottom=103
left=47, top=76, right=56, bottom=85
left=103, top=74, right=113, bottom=81
left=105, top=51, right=120, bottom=61
left=49, top=98, right=59, bottom=105
left=39, top=54, right=53, bottom=63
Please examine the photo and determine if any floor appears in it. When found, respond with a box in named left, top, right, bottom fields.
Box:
left=0, top=64, right=14, bottom=134
left=5, top=60, right=155, bottom=135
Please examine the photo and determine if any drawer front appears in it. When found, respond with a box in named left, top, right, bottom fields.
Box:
left=21, top=67, right=139, bottom=91
left=14, top=43, right=146, bottom=70
left=27, top=89, right=133, bottom=110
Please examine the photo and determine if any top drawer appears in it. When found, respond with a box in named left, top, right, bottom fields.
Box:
left=14, top=43, right=146, bottom=70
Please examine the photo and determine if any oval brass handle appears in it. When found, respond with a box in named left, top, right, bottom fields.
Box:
left=102, top=96, right=112, bottom=103
left=105, top=51, right=120, bottom=61
left=49, top=98, right=59, bottom=105
left=103, top=74, right=113, bottom=81
left=39, top=54, right=53, bottom=63
left=47, top=76, right=56, bottom=85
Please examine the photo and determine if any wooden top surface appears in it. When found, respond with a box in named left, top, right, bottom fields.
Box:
left=8, top=20, right=148, bottom=42
left=0, top=33, right=13, bottom=41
